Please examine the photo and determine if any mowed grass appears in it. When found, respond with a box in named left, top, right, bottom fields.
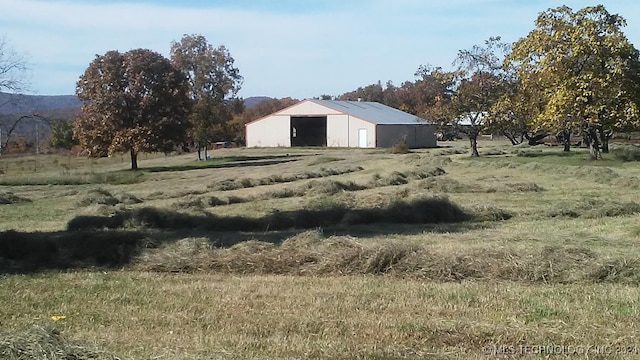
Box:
left=3, top=272, right=640, bottom=359
left=2, top=141, right=640, bottom=359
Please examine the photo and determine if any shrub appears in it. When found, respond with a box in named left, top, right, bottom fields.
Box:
left=390, top=141, right=410, bottom=154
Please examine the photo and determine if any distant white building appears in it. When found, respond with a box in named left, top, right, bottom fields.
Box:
left=245, top=99, right=437, bottom=148
left=456, top=111, right=487, bottom=126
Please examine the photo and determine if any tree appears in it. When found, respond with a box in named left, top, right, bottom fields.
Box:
left=170, top=34, right=243, bottom=160
left=485, top=58, right=547, bottom=146
left=413, top=65, right=455, bottom=121
left=509, top=5, right=640, bottom=158
left=339, top=81, right=384, bottom=103
left=74, top=49, right=191, bottom=170
left=49, top=119, right=77, bottom=149
left=0, top=37, right=30, bottom=155
left=448, top=37, right=508, bottom=157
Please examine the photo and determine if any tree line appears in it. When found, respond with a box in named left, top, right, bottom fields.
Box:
left=335, top=5, right=640, bottom=158
left=2, top=5, right=639, bottom=166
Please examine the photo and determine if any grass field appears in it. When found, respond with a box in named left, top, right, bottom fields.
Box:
left=2, top=141, right=640, bottom=359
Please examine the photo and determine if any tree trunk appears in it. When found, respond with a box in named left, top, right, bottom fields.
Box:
left=469, top=136, right=479, bottom=157
left=589, top=142, right=601, bottom=160
left=130, top=149, right=138, bottom=170
left=599, top=128, right=612, bottom=153
left=585, top=127, right=601, bottom=160
left=503, top=132, right=518, bottom=145
left=559, top=129, right=571, bottom=152
left=196, top=143, right=202, bottom=161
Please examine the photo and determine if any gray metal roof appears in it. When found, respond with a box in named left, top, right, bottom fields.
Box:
left=310, top=100, right=428, bottom=125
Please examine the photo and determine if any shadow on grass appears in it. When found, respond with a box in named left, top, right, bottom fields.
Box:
left=142, top=155, right=303, bottom=173
left=1, top=197, right=482, bottom=273
left=67, top=197, right=471, bottom=232
left=0, top=229, right=146, bottom=273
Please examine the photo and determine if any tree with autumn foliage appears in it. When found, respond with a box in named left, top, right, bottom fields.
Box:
left=74, top=49, right=191, bottom=170
left=508, top=5, right=640, bottom=158
left=170, top=34, right=243, bottom=160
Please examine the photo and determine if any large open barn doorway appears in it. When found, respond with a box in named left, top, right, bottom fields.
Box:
left=290, top=116, right=327, bottom=147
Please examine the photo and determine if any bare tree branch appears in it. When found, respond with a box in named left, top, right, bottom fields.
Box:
left=0, top=36, right=29, bottom=94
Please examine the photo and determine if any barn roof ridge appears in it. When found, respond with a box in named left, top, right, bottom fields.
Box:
left=308, top=99, right=428, bottom=125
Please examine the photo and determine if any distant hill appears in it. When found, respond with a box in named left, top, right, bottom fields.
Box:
left=243, top=96, right=272, bottom=108
left=0, top=92, right=81, bottom=115
left=0, top=93, right=273, bottom=117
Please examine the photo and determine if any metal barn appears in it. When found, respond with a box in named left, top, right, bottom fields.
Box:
left=245, top=99, right=437, bottom=148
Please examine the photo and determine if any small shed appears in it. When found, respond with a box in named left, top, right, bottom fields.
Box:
left=245, top=99, right=437, bottom=148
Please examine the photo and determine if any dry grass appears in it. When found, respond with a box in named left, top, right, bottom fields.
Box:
left=0, top=325, right=121, bottom=360
left=0, top=192, right=31, bottom=205
left=129, top=230, right=640, bottom=284
left=3, top=141, right=640, bottom=358
left=2, top=272, right=640, bottom=359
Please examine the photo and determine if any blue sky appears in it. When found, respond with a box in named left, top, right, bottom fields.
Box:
left=1, top=0, right=639, bottom=99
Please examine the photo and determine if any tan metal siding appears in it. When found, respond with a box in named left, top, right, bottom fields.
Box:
left=246, top=115, right=291, bottom=147
left=348, top=116, right=376, bottom=148
left=327, top=114, right=349, bottom=147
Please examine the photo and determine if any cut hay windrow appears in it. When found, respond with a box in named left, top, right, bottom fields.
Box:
left=67, top=197, right=471, bottom=232
left=0, top=325, right=122, bottom=360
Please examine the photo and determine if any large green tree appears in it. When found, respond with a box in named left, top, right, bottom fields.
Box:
left=49, top=118, right=77, bottom=149
left=170, top=34, right=243, bottom=160
left=74, top=49, right=191, bottom=170
left=509, top=5, right=640, bottom=158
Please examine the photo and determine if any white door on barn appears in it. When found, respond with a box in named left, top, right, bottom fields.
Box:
left=358, top=128, right=367, bottom=148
